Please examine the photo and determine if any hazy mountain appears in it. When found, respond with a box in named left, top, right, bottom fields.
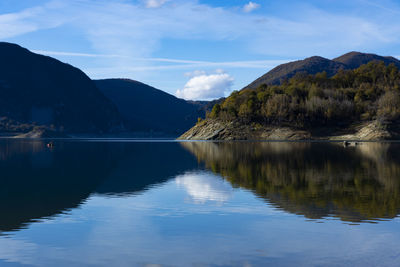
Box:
left=95, top=79, right=207, bottom=135
left=245, top=52, right=400, bottom=89
left=0, top=42, right=122, bottom=134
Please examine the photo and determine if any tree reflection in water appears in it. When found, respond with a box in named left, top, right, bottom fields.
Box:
left=181, top=141, right=400, bottom=223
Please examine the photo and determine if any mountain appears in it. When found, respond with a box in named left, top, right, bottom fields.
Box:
left=180, top=59, right=400, bottom=141
left=95, top=79, right=206, bottom=135
left=333, top=51, right=400, bottom=69
left=0, top=42, right=122, bottom=134
left=246, top=56, right=346, bottom=88
left=245, top=52, right=400, bottom=89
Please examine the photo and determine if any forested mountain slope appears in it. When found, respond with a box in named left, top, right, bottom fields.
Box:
left=181, top=60, right=400, bottom=140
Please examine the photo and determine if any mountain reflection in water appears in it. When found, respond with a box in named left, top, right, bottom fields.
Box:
left=0, top=140, right=199, bottom=233
left=181, top=142, right=400, bottom=223
left=1, top=140, right=400, bottom=266
left=1, top=139, right=400, bottom=237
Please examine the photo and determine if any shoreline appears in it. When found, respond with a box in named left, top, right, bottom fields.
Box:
left=1, top=136, right=400, bottom=143
left=179, top=119, right=400, bottom=141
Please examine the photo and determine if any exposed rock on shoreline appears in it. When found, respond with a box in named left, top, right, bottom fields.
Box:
left=178, top=119, right=399, bottom=141
left=178, top=120, right=311, bottom=140
left=329, top=121, right=395, bottom=141
left=14, top=127, right=69, bottom=139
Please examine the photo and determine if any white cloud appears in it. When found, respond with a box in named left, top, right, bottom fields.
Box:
left=176, top=70, right=234, bottom=100
left=145, top=0, right=169, bottom=8
left=243, top=2, right=260, bottom=13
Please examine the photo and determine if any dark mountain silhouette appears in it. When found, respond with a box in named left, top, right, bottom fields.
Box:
left=0, top=42, right=122, bottom=134
left=245, top=52, right=400, bottom=89
left=95, top=79, right=207, bottom=135
left=0, top=42, right=215, bottom=136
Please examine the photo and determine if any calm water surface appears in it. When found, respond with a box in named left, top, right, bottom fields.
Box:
left=0, top=140, right=400, bottom=266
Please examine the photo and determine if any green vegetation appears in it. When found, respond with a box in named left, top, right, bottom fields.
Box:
left=208, top=61, right=400, bottom=128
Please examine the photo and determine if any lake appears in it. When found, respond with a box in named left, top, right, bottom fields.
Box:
left=0, top=139, right=399, bottom=266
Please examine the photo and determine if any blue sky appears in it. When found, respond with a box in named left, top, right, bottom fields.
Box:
left=1, top=0, right=400, bottom=100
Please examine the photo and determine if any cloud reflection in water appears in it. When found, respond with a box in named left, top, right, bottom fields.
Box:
left=175, top=172, right=234, bottom=204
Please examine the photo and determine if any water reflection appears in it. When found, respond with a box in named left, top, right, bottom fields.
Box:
left=1, top=140, right=400, bottom=266
left=181, top=142, right=400, bottom=223
left=175, top=172, right=234, bottom=203
left=0, top=140, right=199, bottom=233
left=2, top=139, right=400, bottom=235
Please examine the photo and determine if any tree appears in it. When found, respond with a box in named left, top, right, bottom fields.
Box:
left=377, top=91, right=400, bottom=120
left=209, top=103, right=221, bottom=118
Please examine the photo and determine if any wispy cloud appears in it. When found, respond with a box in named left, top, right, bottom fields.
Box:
left=0, top=1, right=75, bottom=39
left=4, top=0, right=399, bottom=58
left=144, top=0, right=169, bottom=8
left=32, top=49, right=290, bottom=69
left=32, top=50, right=121, bottom=58
left=1, top=0, right=400, bottom=93
left=243, top=2, right=260, bottom=13
left=360, top=0, right=400, bottom=15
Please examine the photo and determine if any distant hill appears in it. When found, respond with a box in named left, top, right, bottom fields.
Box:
left=246, top=52, right=400, bottom=89
left=188, top=98, right=225, bottom=115
left=95, top=79, right=207, bottom=135
left=0, top=42, right=122, bottom=134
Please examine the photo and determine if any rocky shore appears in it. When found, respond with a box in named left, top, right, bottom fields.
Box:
left=178, top=119, right=400, bottom=141
left=13, top=127, right=70, bottom=139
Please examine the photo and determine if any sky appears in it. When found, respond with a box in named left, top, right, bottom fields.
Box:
left=1, top=0, right=400, bottom=100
